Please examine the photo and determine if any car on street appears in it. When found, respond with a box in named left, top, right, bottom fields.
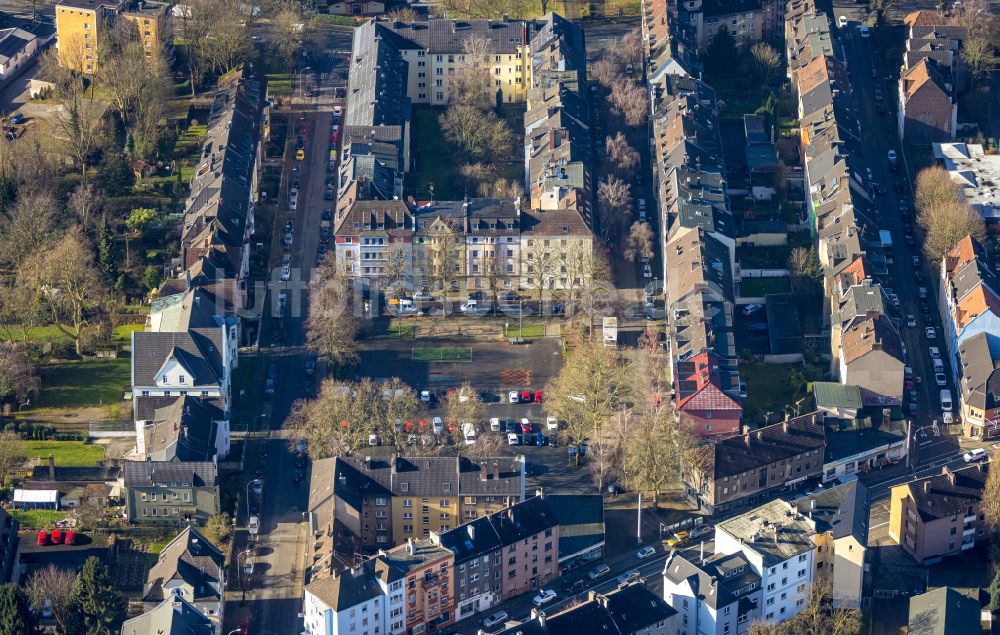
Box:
left=887, top=149, right=897, bottom=164
left=689, top=524, right=713, bottom=540
left=838, top=14, right=847, bottom=27
left=248, top=515, right=259, bottom=536
left=588, top=563, right=611, bottom=580
left=617, top=570, right=641, bottom=586
left=742, top=303, right=764, bottom=316
left=929, top=346, right=940, bottom=359
left=934, top=372, right=947, bottom=386
left=533, top=589, right=558, bottom=606
left=561, top=578, right=587, bottom=594
left=295, top=149, right=305, bottom=160
left=906, top=315, right=916, bottom=328
left=964, top=448, right=987, bottom=462
left=925, top=327, right=937, bottom=339
left=305, top=351, right=317, bottom=376
left=637, top=546, right=656, bottom=559
left=483, top=611, right=508, bottom=629
left=292, top=468, right=304, bottom=483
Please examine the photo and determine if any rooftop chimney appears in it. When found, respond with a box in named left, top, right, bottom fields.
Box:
left=493, top=462, right=500, bottom=480
left=48, top=455, right=55, bottom=481
left=536, top=488, right=544, bottom=499
left=783, top=421, right=789, bottom=433
left=407, top=538, right=416, bottom=555
left=467, top=524, right=475, bottom=540
left=923, top=480, right=931, bottom=494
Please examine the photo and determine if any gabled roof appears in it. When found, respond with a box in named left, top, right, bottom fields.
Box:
left=435, top=515, right=502, bottom=564
left=792, top=480, right=870, bottom=543
left=904, top=10, right=949, bottom=26
left=663, top=552, right=759, bottom=610
left=488, top=495, right=557, bottom=543
left=305, top=560, right=389, bottom=612
left=901, top=58, right=951, bottom=101
left=958, top=332, right=1000, bottom=411
left=121, top=597, right=214, bottom=635
left=908, top=587, right=981, bottom=635
left=0, top=28, right=34, bottom=64
left=142, top=526, right=224, bottom=603
left=145, top=396, right=221, bottom=462
left=132, top=329, right=226, bottom=388
left=841, top=314, right=904, bottom=366
left=122, top=461, right=217, bottom=488
left=686, top=412, right=826, bottom=480
left=896, top=464, right=989, bottom=522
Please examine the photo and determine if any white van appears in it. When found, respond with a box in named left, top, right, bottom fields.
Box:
left=490, top=417, right=501, bottom=432
left=940, top=389, right=953, bottom=412
left=964, top=448, right=987, bottom=463
left=248, top=515, right=259, bottom=536
left=461, top=299, right=478, bottom=313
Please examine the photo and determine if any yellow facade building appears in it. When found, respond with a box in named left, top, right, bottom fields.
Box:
left=55, top=0, right=171, bottom=73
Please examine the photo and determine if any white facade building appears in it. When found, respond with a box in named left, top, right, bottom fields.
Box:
left=303, top=564, right=406, bottom=635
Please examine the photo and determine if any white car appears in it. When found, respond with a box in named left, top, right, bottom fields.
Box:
left=929, top=346, right=941, bottom=359
left=742, top=303, right=764, bottom=316
left=906, top=315, right=916, bottom=328
left=507, top=433, right=520, bottom=445
left=925, top=327, right=937, bottom=339
left=546, top=416, right=559, bottom=431
left=420, top=390, right=431, bottom=402
left=934, top=372, right=947, bottom=387
left=964, top=448, right=987, bottom=462
left=333, top=106, right=343, bottom=116
left=532, top=589, right=557, bottom=606
left=289, top=196, right=297, bottom=211
left=432, top=416, right=443, bottom=434
left=368, top=434, right=379, bottom=446
left=483, top=611, right=508, bottom=629
left=887, top=149, right=897, bottom=163
left=280, top=265, right=291, bottom=281
left=248, top=515, right=260, bottom=535
left=508, top=390, right=520, bottom=403
left=490, top=418, right=501, bottom=431
left=838, top=14, right=847, bottom=27
left=636, top=545, right=656, bottom=559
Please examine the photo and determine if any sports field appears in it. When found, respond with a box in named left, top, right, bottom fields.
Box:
left=411, top=347, right=473, bottom=362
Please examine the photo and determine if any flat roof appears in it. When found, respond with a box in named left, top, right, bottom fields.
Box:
left=717, top=499, right=816, bottom=567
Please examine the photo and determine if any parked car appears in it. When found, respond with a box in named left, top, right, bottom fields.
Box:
left=929, top=346, right=940, bottom=359
left=520, top=390, right=534, bottom=403
left=483, top=611, right=508, bottom=629
left=507, top=433, right=520, bottom=445
left=432, top=417, right=444, bottom=434
left=964, top=448, right=987, bottom=463
left=689, top=524, right=713, bottom=540
left=742, top=303, right=764, bottom=316
left=533, top=589, right=558, bottom=606
left=925, top=327, right=937, bottom=339
left=934, top=372, right=947, bottom=386
left=636, top=545, right=656, bottom=559
left=617, top=570, right=641, bottom=586
left=508, top=390, right=520, bottom=403
left=561, top=578, right=587, bottom=594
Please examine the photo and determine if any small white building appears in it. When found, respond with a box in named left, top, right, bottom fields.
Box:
left=303, top=561, right=406, bottom=635
left=0, top=28, right=39, bottom=83
left=932, top=143, right=1000, bottom=226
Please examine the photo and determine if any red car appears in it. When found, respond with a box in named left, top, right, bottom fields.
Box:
left=520, top=418, right=533, bottom=433
left=51, top=529, right=63, bottom=544
left=37, top=531, right=48, bottom=546
left=520, top=390, right=533, bottom=403
left=64, top=531, right=76, bottom=545
left=534, top=390, right=543, bottom=403
left=330, top=131, right=339, bottom=143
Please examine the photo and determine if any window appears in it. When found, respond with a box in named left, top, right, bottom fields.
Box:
left=401, top=483, right=409, bottom=492
left=404, top=499, right=413, bottom=507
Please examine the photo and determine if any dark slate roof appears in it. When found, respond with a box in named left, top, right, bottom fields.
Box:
left=145, top=396, right=220, bottom=462
left=663, top=552, right=759, bottom=610
left=346, top=22, right=411, bottom=129
left=792, top=480, right=869, bottom=544
left=333, top=455, right=523, bottom=501
left=0, top=28, right=33, bottom=64
left=541, top=598, right=619, bottom=634
left=958, top=332, right=1000, bottom=411
left=900, top=464, right=988, bottom=522
left=123, top=461, right=217, bottom=488
left=545, top=494, right=604, bottom=560
left=488, top=494, right=557, bottom=544
left=131, top=329, right=225, bottom=387
left=604, top=582, right=679, bottom=633
left=135, top=395, right=185, bottom=421
left=142, top=526, right=224, bottom=603
left=908, top=587, right=981, bottom=635
left=703, top=0, right=762, bottom=16
left=330, top=457, right=393, bottom=514
left=436, top=516, right=502, bottom=565
left=686, top=412, right=826, bottom=480
left=30, top=466, right=118, bottom=483
left=121, top=597, right=215, bottom=635
left=379, top=17, right=538, bottom=55
left=309, top=457, right=339, bottom=533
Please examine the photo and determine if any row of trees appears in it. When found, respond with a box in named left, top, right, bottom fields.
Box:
left=913, top=165, right=987, bottom=263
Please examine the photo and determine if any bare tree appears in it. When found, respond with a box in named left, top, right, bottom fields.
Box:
left=750, top=42, right=781, bottom=84
left=612, top=29, right=644, bottom=72
left=387, top=6, right=418, bottom=21
left=0, top=342, right=37, bottom=408
left=43, top=49, right=103, bottom=182
left=622, top=408, right=690, bottom=501
left=440, top=105, right=511, bottom=168
left=427, top=222, right=462, bottom=294
left=545, top=338, right=633, bottom=441
left=982, top=459, right=1000, bottom=532
left=384, top=242, right=411, bottom=295
left=624, top=222, right=654, bottom=263
left=523, top=238, right=557, bottom=304
left=604, top=132, right=640, bottom=176
left=26, top=565, right=78, bottom=635
left=0, top=431, right=23, bottom=489
left=608, top=80, right=648, bottom=127
left=18, top=229, right=107, bottom=356
left=448, top=34, right=494, bottom=111
left=438, top=0, right=536, bottom=19
left=202, top=513, right=233, bottom=545
left=0, top=190, right=58, bottom=268
left=914, top=167, right=988, bottom=263
left=464, top=431, right=508, bottom=458
left=590, top=57, right=622, bottom=88
left=598, top=176, right=633, bottom=233
left=306, top=260, right=360, bottom=367
left=67, top=184, right=106, bottom=235
left=588, top=433, right=621, bottom=493
left=443, top=382, right=485, bottom=431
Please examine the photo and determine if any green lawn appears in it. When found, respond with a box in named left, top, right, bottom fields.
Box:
left=33, top=358, right=131, bottom=409
left=20, top=440, right=105, bottom=466
left=739, top=277, right=791, bottom=297
left=266, top=72, right=293, bottom=96
left=412, top=347, right=473, bottom=362
left=113, top=324, right=144, bottom=343
left=385, top=322, right=416, bottom=339
left=9, top=509, right=70, bottom=529
left=0, top=323, right=143, bottom=345
left=408, top=107, right=461, bottom=199
left=504, top=323, right=545, bottom=338
left=742, top=362, right=821, bottom=420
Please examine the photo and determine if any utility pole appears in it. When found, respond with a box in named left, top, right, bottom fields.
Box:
left=637, top=492, right=643, bottom=545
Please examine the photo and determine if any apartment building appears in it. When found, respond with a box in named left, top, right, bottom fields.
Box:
left=306, top=455, right=525, bottom=564
left=681, top=413, right=826, bottom=514
left=889, top=463, right=990, bottom=564
left=837, top=313, right=905, bottom=406
left=435, top=516, right=503, bottom=620
left=663, top=551, right=763, bottom=635
left=898, top=58, right=956, bottom=142
left=0, top=28, right=39, bottom=82
left=303, top=558, right=407, bottom=635
left=122, top=461, right=219, bottom=526
left=498, top=583, right=678, bottom=635
left=489, top=495, right=559, bottom=598
left=957, top=332, right=1000, bottom=439
left=141, top=526, right=225, bottom=630
left=932, top=143, right=1000, bottom=227
left=715, top=502, right=816, bottom=625
left=122, top=597, right=214, bottom=635
left=55, top=0, right=171, bottom=73
left=383, top=539, right=455, bottom=634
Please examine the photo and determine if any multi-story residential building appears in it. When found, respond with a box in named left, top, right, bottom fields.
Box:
left=130, top=328, right=232, bottom=410
left=141, top=526, right=225, bottom=630
left=938, top=235, right=1000, bottom=379
left=332, top=198, right=414, bottom=286
left=681, top=413, right=826, bottom=514
left=489, top=494, right=559, bottom=598
left=714, top=501, right=816, bottom=625
left=435, top=516, right=503, bottom=620
left=0, top=28, right=39, bottom=82
left=837, top=313, right=905, bottom=406
left=302, top=557, right=407, bottom=635
left=122, top=596, right=214, bottom=635
left=55, top=0, right=171, bottom=73
left=789, top=481, right=869, bottom=608
left=131, top=395, right=228, bottom=462
left=306, top=455, right=525, bottom=565
left=957, top=332, right=1000, bottom=438
left=907, top=587, right=982, bottom=634
left=898, top=58, right=956, bottom=142
left=498, top=582, right=678, bottom=635
left=383, top=539, right=455, bottom=634
left=663, top=551, right=763, bottom=635
left=889, top=463, right=989, bottom=564
left=932, top=143, right=1000, bottom=227
left=122, top=461, right=219, bottom=526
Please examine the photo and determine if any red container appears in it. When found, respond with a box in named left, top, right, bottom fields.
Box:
left=51, top=529, right=63, bottom=544
left=64, top=531, right=76, bottom=545
left=37, top=531, right=48, bottom=546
